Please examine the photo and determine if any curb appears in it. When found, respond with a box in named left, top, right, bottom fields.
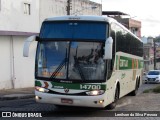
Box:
left=0, top=94, right=35, bottom=101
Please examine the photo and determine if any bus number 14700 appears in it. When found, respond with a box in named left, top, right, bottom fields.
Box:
left=80, top=84, right=101, bottom=90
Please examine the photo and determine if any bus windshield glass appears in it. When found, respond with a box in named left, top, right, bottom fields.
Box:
left=36, top=41, right=106, bottom=81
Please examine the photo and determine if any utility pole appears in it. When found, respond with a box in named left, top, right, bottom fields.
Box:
left=66, top=0, right=71, bottom=15
left=154, top=40, right=156, bottom=69
left=101, top=0, right=103, bottom=15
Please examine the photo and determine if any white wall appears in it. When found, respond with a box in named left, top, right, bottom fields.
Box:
left=13, top=36, right=37, bottom=88
left=39, top=0, right=102, bottom=26
left=0, top=36, right=37, bottom=89
left=70, top=0, right=102, bottom=16
left=39, top=0, right=67, bottom=24
left=0, top=0, right=39, bottom=89
left=0, top=0, right=101, bottom=32
left=0, top=36, right=12, bottom=89
left=0, top=0, right=39, bottom=33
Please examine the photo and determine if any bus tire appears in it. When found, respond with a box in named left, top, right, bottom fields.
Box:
left=130, top=79, right=139, bottom=96
left=107, top=86, right=119, bottom=110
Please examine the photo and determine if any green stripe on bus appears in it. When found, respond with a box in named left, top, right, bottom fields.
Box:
left=35, top=80, right=106, bottom=90
left=50, top=82, right=106, bottom=90
left=138, top=60, right=144, bottom=68
left=119, top=56, right=132, bottom=70
left=35, top=81, right=42, bottom=87
left=116, top=55, right=119, bottom=70
left=116, top=55, right=143, bottom=70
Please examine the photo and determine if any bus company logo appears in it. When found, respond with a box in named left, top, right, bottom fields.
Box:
left=64, top=88, right=69, bottom=93
left=120, top=59, right=128, bottom=68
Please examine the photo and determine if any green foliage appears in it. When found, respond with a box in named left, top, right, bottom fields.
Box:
left=154, top=36, right=160, bottom=42
left=143, top=85, right=160, bottom=93
left=143, top=89, right=152, bottom=93
left=152, top=85, right=160, bottom=93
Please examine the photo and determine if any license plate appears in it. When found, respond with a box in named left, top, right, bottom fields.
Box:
left=61, top=98, right=73, bottom=104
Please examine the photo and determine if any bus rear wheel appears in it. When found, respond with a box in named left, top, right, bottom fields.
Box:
left=107, top=87, right=119, bottom=110
left=130, top=79, right=139, bottom=96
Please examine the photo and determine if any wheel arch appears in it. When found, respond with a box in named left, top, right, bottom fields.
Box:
left=114, top=80, right=120, bottom=99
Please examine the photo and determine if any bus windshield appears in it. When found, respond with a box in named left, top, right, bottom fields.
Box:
left=36, top=41, right=106, bottom=81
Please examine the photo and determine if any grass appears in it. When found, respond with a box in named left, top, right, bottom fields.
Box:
left=143, top=85, right=160, bottom=93
left=143, top=89, right=152, bottom=93
left=152, top=85, right=160, bottom=93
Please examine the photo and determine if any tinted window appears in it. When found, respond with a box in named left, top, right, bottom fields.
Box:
left=40, top=21, right=107, bottom=40
left=115, top=24, right=143, bottom=57
left=148, top=71, right=160, bottom=75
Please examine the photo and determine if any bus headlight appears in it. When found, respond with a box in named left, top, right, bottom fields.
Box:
left=86, top=90, right=105, bottom=96
left=35, top=86, right=49, bottom=93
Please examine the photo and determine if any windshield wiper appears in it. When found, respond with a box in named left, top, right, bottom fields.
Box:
left=50, top=49, right=68, bottom=79
left=74, top=56, right=85, bottom=80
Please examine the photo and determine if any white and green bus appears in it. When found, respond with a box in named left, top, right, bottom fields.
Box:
left=23, top=15, right=143, bottom=109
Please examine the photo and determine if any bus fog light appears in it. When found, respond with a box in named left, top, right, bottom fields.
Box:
left=86, top=90, right=105, bottom=96
left=99, top=100, right=104, bottom=104
left=35, top=96, right=41, bottom=100
left=35, top=86, right=49, bottom=93
left=94, top=100, right=104, bottom=104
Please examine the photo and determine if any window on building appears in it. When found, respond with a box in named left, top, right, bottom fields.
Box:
left=24, top=3, right=31, bottom=15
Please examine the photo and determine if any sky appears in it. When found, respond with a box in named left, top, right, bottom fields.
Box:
left=91, top=0, right=160, bottom=37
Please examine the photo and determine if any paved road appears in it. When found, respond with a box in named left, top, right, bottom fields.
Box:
left=0, top=83, right=159, bottom=119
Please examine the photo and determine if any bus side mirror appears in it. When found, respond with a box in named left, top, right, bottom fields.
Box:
left=103, top=37, right=113, bottom=59
left=23, top=35, right=38, bottom=57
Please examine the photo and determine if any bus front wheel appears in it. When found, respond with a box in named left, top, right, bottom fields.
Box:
left=106, top=87, right=119, bottom=110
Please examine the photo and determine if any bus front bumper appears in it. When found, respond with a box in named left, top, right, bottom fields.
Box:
left=35, top=91, right=108, bottom=108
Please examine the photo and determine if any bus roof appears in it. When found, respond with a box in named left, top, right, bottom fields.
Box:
left=45, top=15, right=116, bottom=23
left=45, top=15, right=142, bottom=42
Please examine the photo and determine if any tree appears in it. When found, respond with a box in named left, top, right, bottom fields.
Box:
left=154, top=36, right=160, bottom=42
